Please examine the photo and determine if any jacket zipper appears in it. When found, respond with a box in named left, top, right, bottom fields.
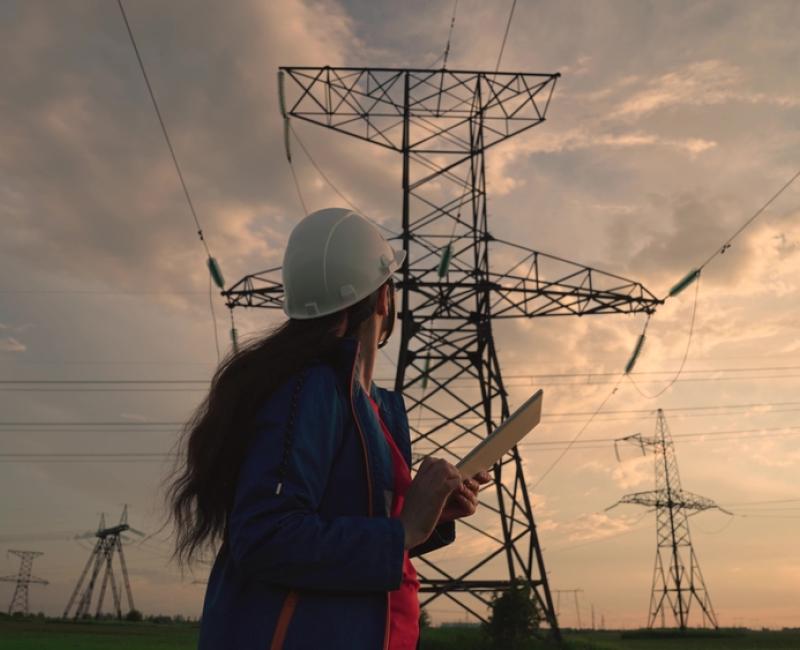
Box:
left=348, top=341, right=391, bottom=649
left=349, top=339, right=374, bottom=518
left=269, top=589, right=299, bottom=650
left=270, top=345, right=388, bottom=649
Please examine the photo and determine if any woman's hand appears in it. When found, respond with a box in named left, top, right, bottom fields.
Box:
left=399, top=457, right=462, bottom=549
left=438, top=470, right=492, bottom=523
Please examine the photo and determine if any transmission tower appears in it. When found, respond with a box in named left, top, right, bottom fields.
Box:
left=1, top=550, right=48, bottom=615
left=224, top=66, right=660, bottom=634
left=552, top=588, right=583, bottom=629
left=63, top=506, right=143, bottom=619
left=608, top=409, right=729, bottom=629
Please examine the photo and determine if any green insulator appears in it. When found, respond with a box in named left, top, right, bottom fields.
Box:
left=421, top=356, right=431, bottom=390
left=283, top=117, right=292, bottom=163
left=437, top=243, right=452, bottom=278
left=625, top=333, right=646, bottom=374
left=278, top=70, right=287, bottom=118
left=668, top=268, right=700, bottom=297
left=230, top=326, right=239, bottom=353
left=207, top=257, right=225, bottom=289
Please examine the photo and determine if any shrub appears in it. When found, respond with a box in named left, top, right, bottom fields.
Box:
left=482, top=578, right=543, bottom=650
left=125, top=609, right=144, bottom=622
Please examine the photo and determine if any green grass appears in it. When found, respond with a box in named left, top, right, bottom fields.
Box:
left=566, top=629, right=800, bottom=650
left=0, top=618, right=199, bottom=650
left=419, top=626, right=800, bottom=650
left=2, top=618, right=799, bottom=649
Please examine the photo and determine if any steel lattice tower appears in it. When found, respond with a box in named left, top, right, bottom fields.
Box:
left=1, top=550, right=48, bottom=615
left=64, top=507, right=141, bottom=619
left=609, top=409, right=728, bottom=629
left=224, top=66, right=661, bottom=633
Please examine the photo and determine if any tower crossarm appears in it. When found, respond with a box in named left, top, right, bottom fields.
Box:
left=677, top=490, right=733, bottom=515
left=279, top=67, right=559, bottom=153
left=223, top=246, right=662, bottom=317
left=0, top=574, right=48, bottom=585
left=608, top=489, right=661, bottom=510
left=223, top=266, right=284, bottom=310
left=610, top=489, right=729, bottom=514
left=485, top=239, right=660, bottom=317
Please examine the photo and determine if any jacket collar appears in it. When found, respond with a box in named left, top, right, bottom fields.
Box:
left=326, top=335, right=384, bottom=403
left=324, top=336, right=411, bottom=466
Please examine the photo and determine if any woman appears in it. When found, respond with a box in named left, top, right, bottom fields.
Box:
left=169, top=208, right=490, bottom=649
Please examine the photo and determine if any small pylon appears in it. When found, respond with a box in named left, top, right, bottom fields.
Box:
left=0, top=550, right=48, bottom=615
left=609, top=409, right=729, bottom=629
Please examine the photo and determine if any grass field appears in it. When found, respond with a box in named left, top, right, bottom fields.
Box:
left=566, top=629, right=800, bottom=650
left=422, top=626, right=800, bottom=649
left=0, top=618, right=198, bottom=650
left=2, top=618, right=799, bottom=649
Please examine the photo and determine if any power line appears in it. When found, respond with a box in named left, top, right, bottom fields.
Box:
left=622, top=166, right=800, bottom=397
left=4, top=414, right=799, bottom=432
left=441, top=0, right=459, bottom=69
left=0, top=374, right=800, bottom=393
left=0, top=453, right=176, bottom=458
left=0, top=289, right=208, bottom=295
left=117, top=0, right=208, bottom=257
left=6, top=361, right=800, bottom=384
left=5, top=429, right=798, bottom=464
left=116, top=0, right=224, bottom=362
left=6, top=426, right=797, bottom=454
left=288, top=124, right=399, bottom=238
left=529, top=376, right=623, bottom=491
left=698, top=168, right=800, bottom=272
left=628, top=276, right=701, bottom=399
left=721, top=498, right=800, bottom=506
left=494, top=0, right=518, bottom=72
left=3, top=400, right=800, bottom=426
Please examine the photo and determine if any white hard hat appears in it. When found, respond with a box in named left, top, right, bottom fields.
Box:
left=281, top=208, right=406, bottom=319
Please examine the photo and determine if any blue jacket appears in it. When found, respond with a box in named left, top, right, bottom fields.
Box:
left=198, top=336, right=456, bottom=649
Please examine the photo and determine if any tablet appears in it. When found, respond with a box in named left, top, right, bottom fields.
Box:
left=456, top=389, right=543, bottom=478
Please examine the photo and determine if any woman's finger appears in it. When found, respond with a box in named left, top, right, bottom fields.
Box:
left=472, top=470, right=492, bottom=484
left=456, top=492, right=477, bottom=512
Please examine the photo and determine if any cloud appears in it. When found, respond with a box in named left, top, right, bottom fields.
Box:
left=561, top=512, right=641, bottom=543
left=610, top=455, right=651, bottom=490
left=0, top=0, right=391, bottom=303
left=613, top=59, right=800, bottom=119
left=0, top=336, right=26, bottom=352
left=485, top=127, right=717, bottom=198
left=529, top=128, right=717, bottom=157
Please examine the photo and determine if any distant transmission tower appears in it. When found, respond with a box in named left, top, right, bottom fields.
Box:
left=64, top=506, right=143, bottom=619
left=609, top=409, right=729, bottom=629
left=552, top=588, right=583, bottom=629
left=225, top=66, right=660, bottom=635
left=1, top=550, right=48, bottom=615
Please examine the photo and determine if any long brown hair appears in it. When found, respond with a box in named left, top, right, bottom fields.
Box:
left=167, top=284, right=386, bottom=566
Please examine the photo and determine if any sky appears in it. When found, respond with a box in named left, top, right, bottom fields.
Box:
left=1, top=0, right=799, bottom=629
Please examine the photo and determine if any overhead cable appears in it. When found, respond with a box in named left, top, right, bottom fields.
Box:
left=116, top=0, right=226, bottom=360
